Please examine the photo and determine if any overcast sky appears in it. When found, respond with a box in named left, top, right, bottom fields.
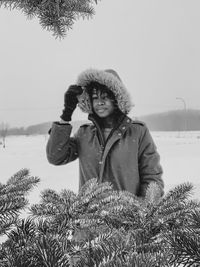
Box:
left=1, top=0, right=200, bottom=127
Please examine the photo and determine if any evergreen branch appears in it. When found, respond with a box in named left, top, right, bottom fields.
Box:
left=1, top=169, right=40, bottom=197
left=30, top=202, right=62, bottom=217
left=161, top=182, right=193, bottom=204
left=0, top=196, right=27, bottom=214
left=0, top=0, right=101, bottom=38
left=7, top=168, right=30, bottom=184
left=1, top=178, right=200, bottom=266
left=0, top=169, right=39, bottom=237
left=165, top=227, right=200, bottom=266
left=78, top=178, right=113, bottom=198
left=60, top=189, right=77, bottom=204
left=0, top=216, right=17, bottom=236
left=34, top=235, right=70, bottom=267
left=40, top=188, right=64, bottom=205
left=6, top=218, right=36, bottom=244
left=189, top=208, right=200, bottom=229
left=145, top=182, right=162, bottom=204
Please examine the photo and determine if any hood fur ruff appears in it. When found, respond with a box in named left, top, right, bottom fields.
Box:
left=76, top=68, right=134, bottom=114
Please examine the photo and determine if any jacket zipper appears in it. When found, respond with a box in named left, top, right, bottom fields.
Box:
left=89, top=113, right=126, bottom=153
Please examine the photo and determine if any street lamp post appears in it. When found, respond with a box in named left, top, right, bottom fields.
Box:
left=176, top=97, right=187, bottom=132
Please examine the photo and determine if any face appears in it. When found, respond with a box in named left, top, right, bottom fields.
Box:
left=92, top=89, right=115, bottom=118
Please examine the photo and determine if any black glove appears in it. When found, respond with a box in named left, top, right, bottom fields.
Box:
left=60, top=85, right=83, bottom=121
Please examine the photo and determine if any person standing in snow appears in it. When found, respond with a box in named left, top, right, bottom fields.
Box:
left=46, top=68, right=164, bottom=197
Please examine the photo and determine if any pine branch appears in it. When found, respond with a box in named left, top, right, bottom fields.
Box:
left=0, top=0, right=101, bottom=38
left=144, top=182, right=162, bottom=204
left=1, top=218, right=71, bottom=267
left=161, top=182, right=193, bottom=204
left=1, top=169, right=40, bottom=198
left=2, top=178, right=200, bottom=266
left=30, top=188, right=76, bottom=219
left=165, top=210, right=200, bottom=266
left=0, top=169, right=40, bottom=236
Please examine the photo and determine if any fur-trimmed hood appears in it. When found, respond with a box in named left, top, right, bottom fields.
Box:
left=76, top=68, right=134, bottom=114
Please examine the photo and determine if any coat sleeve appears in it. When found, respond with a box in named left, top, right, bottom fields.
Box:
left=46, top=122, right=79, bottom=165
left=138, top=125, right=164, bottom=197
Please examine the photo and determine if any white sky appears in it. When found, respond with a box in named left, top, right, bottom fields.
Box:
left=1, top=0, right=200, bottom=127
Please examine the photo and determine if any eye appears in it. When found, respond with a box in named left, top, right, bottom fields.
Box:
left=101, top=93, right=109, bottom=100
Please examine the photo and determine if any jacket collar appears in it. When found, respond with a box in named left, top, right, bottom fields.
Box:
left=116, top=116, right=132, bottom=135
left=88, top=112, right=132, bottom=145
left=88, top=111, right=126, bottom=131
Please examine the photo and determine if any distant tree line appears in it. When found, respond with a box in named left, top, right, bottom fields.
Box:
left=4, top=122, right=52, bottom=136
left=3, top=121, right=88, bottom=136
left=1, top=109, right=200, bottom=137
left=140, top=109, right=200, bottom=131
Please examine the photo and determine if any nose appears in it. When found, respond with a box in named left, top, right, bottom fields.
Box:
left=97, top=98, right=105, bottom=105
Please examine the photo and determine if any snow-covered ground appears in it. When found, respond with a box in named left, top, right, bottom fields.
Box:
left=0, top=131, right=200, bottom=205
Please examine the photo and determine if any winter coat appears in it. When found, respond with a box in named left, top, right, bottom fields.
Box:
left=46, top=68, right=164, bottom=197
left=46, top=114, right=164, bottom=197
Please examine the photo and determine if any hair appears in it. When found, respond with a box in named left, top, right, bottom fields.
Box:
left=86, top=81, right=116, bottom=103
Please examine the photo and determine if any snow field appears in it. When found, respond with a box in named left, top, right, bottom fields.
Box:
left=0, top=131, right=200, bottom=205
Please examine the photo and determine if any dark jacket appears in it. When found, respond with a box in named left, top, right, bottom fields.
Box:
left=46, top=114, right=164, bottom=197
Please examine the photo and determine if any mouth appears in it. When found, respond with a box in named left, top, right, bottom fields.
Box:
left=96, top=108, right=107, bottom=113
